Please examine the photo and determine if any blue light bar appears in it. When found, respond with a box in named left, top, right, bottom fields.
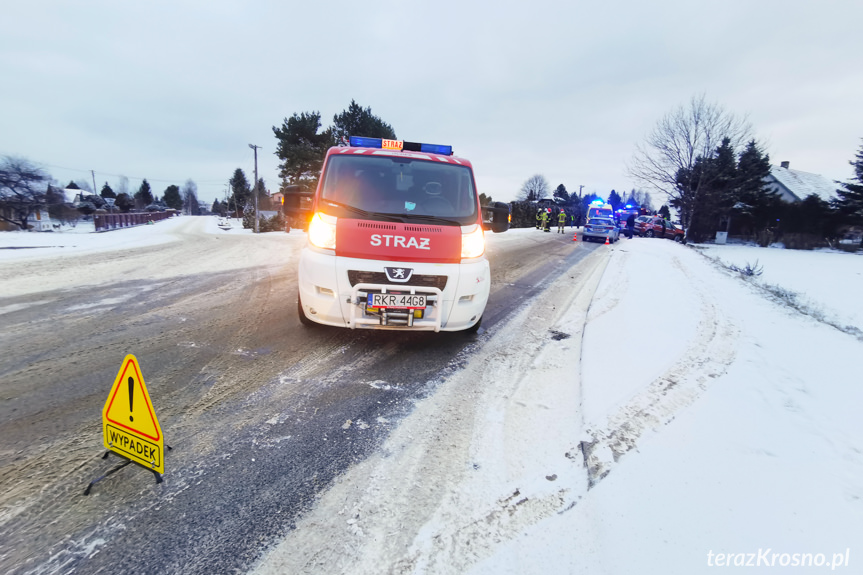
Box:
left=420, top=143, right=453, bottom=155
left=349, top=135, right=453, bottom=156
left=349, top=136, right=383, bottom=148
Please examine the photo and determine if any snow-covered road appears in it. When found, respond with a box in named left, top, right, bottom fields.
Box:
left=2, top=221, right=860, bottom=574
left=252, top=235, right=862, bottom=574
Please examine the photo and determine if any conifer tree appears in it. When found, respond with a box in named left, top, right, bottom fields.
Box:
left=735, top=140, right=779, bottom=235
left=608, top=190, right=622, bottom=211
left=134, top=179, right=153, bottom=209
left=553, top=184, right=570, bottom=203
left=834, top=140, right=863, bottom=230
left=331, top=100, right=396, bottom=143
left=163, top=184, right=183, bottom=210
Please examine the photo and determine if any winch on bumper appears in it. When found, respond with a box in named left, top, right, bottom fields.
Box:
left=349, top=283, right=444, bottom=330
left=298, top=249, right=489, bottom=332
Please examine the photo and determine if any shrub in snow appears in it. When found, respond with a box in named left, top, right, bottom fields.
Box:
left=242, top=203, right=255, bottom=229
left=727, top=260, right=763, bottom=277
left=76, top=201, right=96, bottom=216
left=259, top=212, right=284, bottom=233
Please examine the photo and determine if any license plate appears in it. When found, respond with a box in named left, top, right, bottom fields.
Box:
left=367, top=293, right=426, bottom=309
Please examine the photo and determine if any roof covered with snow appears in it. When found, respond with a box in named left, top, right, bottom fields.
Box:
left=63, top=188, right=83, bottom=203
left=766, top=165, right=839, bottom=203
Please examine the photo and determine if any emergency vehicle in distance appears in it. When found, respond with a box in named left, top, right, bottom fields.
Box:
left=586, top=199, right=615, bottom=223
left=285, top=136, right=510, bottom=332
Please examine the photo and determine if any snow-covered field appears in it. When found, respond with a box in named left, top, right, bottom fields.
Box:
left=0, top=216, right=254, bottom=262
left=694, top=243, right=863, bottom=334
left=505, top=238, right=862, bottom=573
left=248, top=230, right=860, bottom=574
left=2, top=221, right=860, bottom=573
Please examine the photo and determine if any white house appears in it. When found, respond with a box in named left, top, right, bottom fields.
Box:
left=63, top=188, right=85, bottom=204
left=764, top=161, right=838, bottom=203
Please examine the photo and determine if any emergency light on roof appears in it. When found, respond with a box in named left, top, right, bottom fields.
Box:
left=591, top=198, right=605, bottom=205
left=348, top=136, right=453, bottom=156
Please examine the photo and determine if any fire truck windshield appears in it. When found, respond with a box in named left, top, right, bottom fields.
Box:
left=320, top=155, right=478, bottom=225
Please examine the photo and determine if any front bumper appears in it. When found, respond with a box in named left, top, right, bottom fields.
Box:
left=298, top=248, right=490, bottom=331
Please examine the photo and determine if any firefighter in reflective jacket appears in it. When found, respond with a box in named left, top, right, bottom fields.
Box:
left=540, top=209, right=550, bottom=232
left=557, top=210, right=567, bottom=233
left=536, top=209, right=542, bottom=229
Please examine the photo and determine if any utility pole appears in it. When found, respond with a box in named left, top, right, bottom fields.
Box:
left=249, top=144, right=261, bottom=233
left=91, top=170, right=98, bottom=197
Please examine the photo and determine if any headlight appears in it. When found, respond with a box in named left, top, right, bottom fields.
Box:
left=461, top=225, right=485, bottom=259
left=308, top=212, right=336, bottom=250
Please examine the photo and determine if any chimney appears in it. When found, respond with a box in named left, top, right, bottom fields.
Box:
left=780, top=161, right=790, bottom=169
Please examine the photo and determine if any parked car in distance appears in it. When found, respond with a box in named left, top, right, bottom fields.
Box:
left=583, top=217, right=619, bottom=243
left=641, top=216, right=685, bottom=242
left=667, top=222, right=685, bottom=243
left=632, top=215, right=654, bottom=236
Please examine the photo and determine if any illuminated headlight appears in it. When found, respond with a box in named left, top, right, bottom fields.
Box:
left=308, top=212, right=336, bottom=250
left=461, top=225, right=485, bottom=259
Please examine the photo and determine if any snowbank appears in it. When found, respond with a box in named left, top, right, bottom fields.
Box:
left=695, top=243, right=863, bottom=332
left=250, top=235, right=861, bottom=574
left=472, top=238, right=861, bottom=574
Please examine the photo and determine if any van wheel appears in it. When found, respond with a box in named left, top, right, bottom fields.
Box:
left=464, top=315, right=483, bottom=334
left=297, top=291, right=314, bottom=326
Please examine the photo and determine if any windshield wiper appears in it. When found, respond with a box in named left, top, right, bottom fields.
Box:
left=322, top=200, right=403, bottom=222
left=395, top=214, right=462, bottom=226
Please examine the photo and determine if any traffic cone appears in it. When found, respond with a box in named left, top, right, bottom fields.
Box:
left=572, top=231, right=578, bottom=242
left=604, top=236, right=610, bottom=245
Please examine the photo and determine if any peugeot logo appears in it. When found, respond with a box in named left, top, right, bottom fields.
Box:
left=384, top=267, right=413, bottom=283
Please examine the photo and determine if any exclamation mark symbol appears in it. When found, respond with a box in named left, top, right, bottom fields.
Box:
left=128, top=376, right=134, bottom=422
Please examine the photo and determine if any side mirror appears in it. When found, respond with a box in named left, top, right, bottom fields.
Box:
left=481, top=201, right=510, bottom=233
left=281, top=185, right=314, bottom=231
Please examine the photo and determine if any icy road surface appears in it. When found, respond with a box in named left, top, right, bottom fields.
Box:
left=0, top=218, right=604, bottom=574
left=1, top=219, right=859, bottom=574
left=251, top=237, right=862, bottom=574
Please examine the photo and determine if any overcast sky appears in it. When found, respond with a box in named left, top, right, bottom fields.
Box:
left=2, top=1, right=861, bottom=207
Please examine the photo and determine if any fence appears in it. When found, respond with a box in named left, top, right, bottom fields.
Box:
left=93, top=211, right=174, bottom=232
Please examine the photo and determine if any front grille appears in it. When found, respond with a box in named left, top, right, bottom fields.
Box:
left=357, top=221, right=398, bottom=230
left=403, top=225, right=443, bottom=233
left=347, top=270, right=448, bottom=291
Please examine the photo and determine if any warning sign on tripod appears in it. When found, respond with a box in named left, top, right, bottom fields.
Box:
left=102, top=354, right=164, bottom=473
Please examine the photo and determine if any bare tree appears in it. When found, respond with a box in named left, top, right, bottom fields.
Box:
left=116, top=175, right=129, bottom=197
left=639, top=191, right=654, bottom=212
left=0, top=156, right=49, bottom=230
left=518, top=174, right=550, bottom=202
left=628, top=94, right=751, bottom=231
left=182, top=179, right=200, bottom=215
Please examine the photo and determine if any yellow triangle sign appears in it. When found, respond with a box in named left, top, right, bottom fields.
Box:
left=102, top=354, right=164, bottom=474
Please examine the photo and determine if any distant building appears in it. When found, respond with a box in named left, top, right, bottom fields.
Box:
left=64, top=188, right=84, bottom=204
left=764, top=161, right=838, bottom=203
left=0, top=205, right=51, bottom=231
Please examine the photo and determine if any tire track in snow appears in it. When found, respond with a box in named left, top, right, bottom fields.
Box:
left=249, top=246, right=610, bottom=575
left=582, top=251, right=739, bottom=488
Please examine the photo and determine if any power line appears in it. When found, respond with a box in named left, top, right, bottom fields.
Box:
left=29, top=161, right=234, bottom=185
